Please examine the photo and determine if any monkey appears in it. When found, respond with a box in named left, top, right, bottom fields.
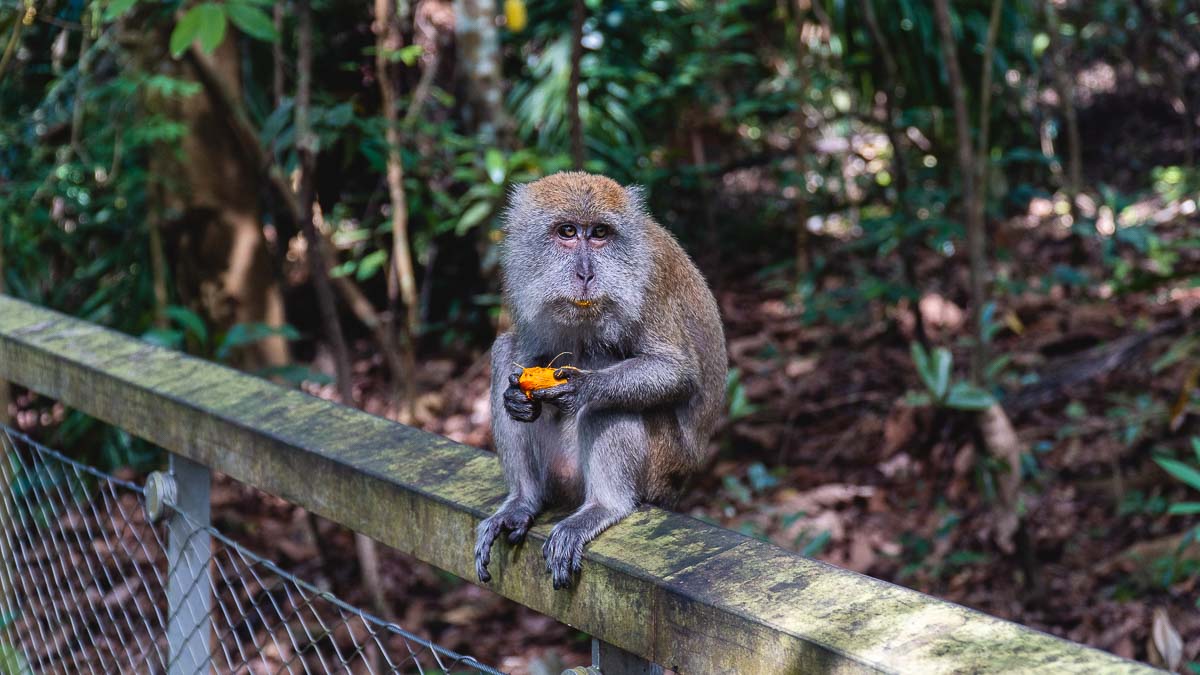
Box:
left=474, top=171, right=727, bottom=590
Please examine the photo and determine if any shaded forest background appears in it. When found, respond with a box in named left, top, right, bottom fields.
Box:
left=2, top=0, right=1199, bottom=671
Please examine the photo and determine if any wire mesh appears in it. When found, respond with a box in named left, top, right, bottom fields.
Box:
left=0, top=424, right=504, bottom=675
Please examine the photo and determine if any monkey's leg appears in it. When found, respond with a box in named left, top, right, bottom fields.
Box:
left=476, top=333, right=547, bottom=583
left=542, top=409, right=643, bottom=589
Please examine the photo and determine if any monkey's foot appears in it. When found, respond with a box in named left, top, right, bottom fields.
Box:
left=542, top=504, right=630, bottom=589
left=541, top=521, right=587, bottom=590
left=474, top=506, right=535, bottom=583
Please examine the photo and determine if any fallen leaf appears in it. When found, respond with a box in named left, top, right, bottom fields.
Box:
left=1150, top=607, right=1183, bottom=672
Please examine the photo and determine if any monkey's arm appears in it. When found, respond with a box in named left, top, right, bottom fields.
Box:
left=582, top=341, right=698, bottom=411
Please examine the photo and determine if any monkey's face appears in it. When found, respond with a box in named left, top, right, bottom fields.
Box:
left=501, top=173, right=652, bottom=329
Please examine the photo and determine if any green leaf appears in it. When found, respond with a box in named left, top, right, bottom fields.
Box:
left=356, top=249, right=388, bottom=281
left=801, top=530, right=832, bottom=557
left=944, top=382, right=997, bottom=411
left=141, top=328, right=184, bottom=350
left=195, top=3, right=228, bottom=54
left=397, top=44, right=423, bottom=66
left=166, top=305, right=209, bottom=344
left=456, top=201, right=493, bottom=235
left=227, top=1, right=278, bottom=42
left=931, top=347, right=952, bottom=400
left=169, top=6, right=205, bottom=57
left=1192, top=437, right=1200, bottom=463
left=330, top=259, right=356, bottom=279
left=1167, top=502, right=1200, bottom=516
left=746, top=462, right=779, bottom=492
left=910, top=342, right=937, bottom=395
left=103, top=0, right=137, bottom=22
left=903, top=391, right=933, bottom=407
left=721, top=475, right=752, bottom=505
left=1156, top=456, right=1200, bottom=492
left=485, top=149, right=506, bottom=185
left=727, top=381, right=758, bottom=420
left=217, top=322, right=300, bottom=360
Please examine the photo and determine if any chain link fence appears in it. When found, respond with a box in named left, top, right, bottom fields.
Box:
left=0, top=424, right=503, bottom=674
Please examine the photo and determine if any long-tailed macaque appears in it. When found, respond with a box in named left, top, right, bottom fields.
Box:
left=475, top=172, right=727, bottom=589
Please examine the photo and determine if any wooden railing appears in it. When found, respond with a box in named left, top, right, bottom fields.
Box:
left=0, top=295, right=1158, bottom=674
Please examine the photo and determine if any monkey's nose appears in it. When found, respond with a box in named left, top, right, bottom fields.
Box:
left=576, top=270, right=595, bottom=284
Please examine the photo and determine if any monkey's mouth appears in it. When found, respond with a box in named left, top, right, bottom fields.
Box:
left=562, top=296, right=603, bottom=313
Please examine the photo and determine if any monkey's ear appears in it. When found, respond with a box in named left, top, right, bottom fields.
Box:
left=624, top=184, right=648, bottom=211
left=507, top=182, right=531, bottom=205
left=502, top=183, right=532, bottom=233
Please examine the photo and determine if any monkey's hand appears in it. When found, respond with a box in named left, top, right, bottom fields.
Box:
left=474, top=502, right=537, bottom=583
left=529, top=368, right=583, bottom=415
left=503, top=374, right=542, bottom=422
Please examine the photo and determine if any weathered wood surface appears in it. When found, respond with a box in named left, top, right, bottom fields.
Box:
left=0, top=295, right=1160, bottom=674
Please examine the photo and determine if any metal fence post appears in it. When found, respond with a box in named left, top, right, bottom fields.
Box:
left=563, top=639, right=663, bottom=675
left=163, top=453, right=213, bottom=674
left=592, top=639, right=663, bottom=675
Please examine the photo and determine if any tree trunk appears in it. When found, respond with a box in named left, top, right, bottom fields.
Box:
left=568, top=0, right=585, bottom=168
left=295, top=0, right=353, bottom=404
left=1042, top=2, right=1081, bottom=210
left=975, top=0, right=1003, bottom=213
left=453, top=0, right=505, bottom=142
left=374, top=0, right=420, bottom=422
left=859, top=0, right=927, bottom=347
left=0, top=8, right=25, bottom=82
left=792, top=0, right=812, bottom=277
left=932, top=0, right=987, bottom=382
left=934, top=0, right=1030, bottom=579
left=147, top=32, right=290, bottom=371
left=297, top=0, right=390, bottom=631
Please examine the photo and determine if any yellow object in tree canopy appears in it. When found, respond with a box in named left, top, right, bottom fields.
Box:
left=505, top=0, right=527, bottom=32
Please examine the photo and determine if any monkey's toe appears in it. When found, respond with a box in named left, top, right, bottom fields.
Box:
left=474, top=519, right=502, bottom=583
left=507, top=522, right=530, bottom=544
left=474, top=542, right=493, bottom=583
left=542, top=527, right=586, bottom=589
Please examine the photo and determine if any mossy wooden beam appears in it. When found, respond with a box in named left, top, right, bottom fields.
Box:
left=0, top=296, right=1158, bottom=674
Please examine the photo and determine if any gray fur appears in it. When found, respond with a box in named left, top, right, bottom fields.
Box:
left=474, top=172, right=727, bottom=589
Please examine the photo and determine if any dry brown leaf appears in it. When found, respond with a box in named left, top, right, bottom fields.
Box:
left=979, top=403, right=1024, bottom=554
left=1150, top=607, right=1183, bottom=672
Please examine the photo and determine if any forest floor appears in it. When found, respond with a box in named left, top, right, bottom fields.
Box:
left=207, top=186, right=1198, bottom=673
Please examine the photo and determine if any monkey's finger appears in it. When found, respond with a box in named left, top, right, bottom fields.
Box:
left=530, top=383, right=575, bottom=401
left=508, top=373, right=522, bottom=387
left=507, top=522, right=529, bottom=544
left=507, top=399, right=541, bottom=422
left=552, top=368, right=585, bottom=381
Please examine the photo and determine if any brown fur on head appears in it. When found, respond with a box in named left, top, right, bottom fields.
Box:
left=522, top=171, right=632, bottom=221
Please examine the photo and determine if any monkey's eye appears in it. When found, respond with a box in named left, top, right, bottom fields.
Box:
left=557, top=223, right=578, bottom=239
left=590, top=225, right=610, bottom=239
